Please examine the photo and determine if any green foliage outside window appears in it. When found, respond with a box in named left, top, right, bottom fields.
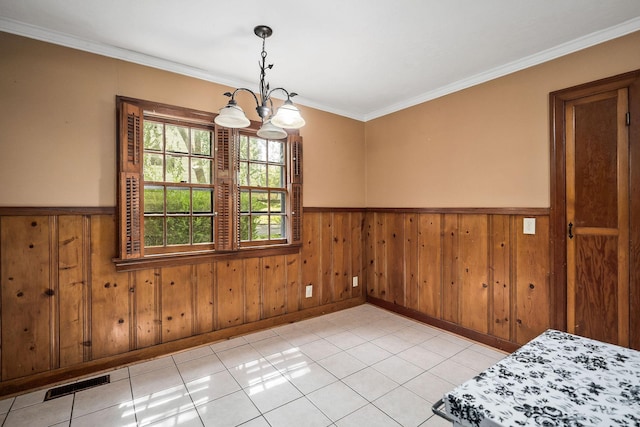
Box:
left=238, top=134, right=287, bottom=242
left=142, top=120, right=214, bottom=248
left=141, top=118, right=289, bottom=248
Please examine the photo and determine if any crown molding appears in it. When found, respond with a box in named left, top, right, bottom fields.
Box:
left=0, top=17, right=223, bottom=83
left=2, top=15, right=639, bottom=123
left=363, top=16, right=640, bottom=121
left=0, top=17, right=365, bottom=121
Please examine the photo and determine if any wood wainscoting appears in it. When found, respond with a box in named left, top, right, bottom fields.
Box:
left=0, top=206, right=552, bottom=396
left=0, top=208, right=365, bottom=397
left=362, top=208, right=552, bottom=351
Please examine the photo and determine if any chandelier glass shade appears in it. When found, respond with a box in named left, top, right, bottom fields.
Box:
left=256, top=119, right=288, bottom=139
left=215, top=101, right=251, bottom=128
left=214, top=25, right=305, bottom=139
left=270, top=100, right=305, bottom=129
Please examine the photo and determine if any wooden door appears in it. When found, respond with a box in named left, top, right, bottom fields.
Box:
left=565, top=89, right=629, bottom=346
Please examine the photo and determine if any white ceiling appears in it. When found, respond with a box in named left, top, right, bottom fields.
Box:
left=2, top=0, right=640, bottom=121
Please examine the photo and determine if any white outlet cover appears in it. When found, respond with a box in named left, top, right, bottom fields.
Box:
left=305, top=285, right=313, bottom=298
left=352, top=276, right=358, bottom=287
left=523, top=218, right=536, bottom=235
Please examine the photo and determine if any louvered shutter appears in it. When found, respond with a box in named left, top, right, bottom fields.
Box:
left=289, top=135, right=303, bottom=244
left=290, top=134, right=303, bottom=184
left=214, top=125, right=237, bottom=251
left=117, top=100, right=144, bottom=259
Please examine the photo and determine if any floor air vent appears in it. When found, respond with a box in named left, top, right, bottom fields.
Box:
left=44, top=375, right=110, bottom=401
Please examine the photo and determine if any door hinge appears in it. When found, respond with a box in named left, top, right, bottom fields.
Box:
left=626, top=112, right=631, bottom=126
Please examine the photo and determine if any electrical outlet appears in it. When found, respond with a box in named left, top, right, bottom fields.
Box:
left=523, top=218, right=536, bottom=235
left=352, top=276, right=358, bottom=287
left=305, top=285, right=313, bottom=298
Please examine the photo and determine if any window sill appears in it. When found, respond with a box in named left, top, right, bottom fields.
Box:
left=113, top=244, right=301, bottom=272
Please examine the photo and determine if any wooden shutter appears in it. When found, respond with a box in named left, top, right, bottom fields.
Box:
left=214, top=125, right=237, bottom=250
left=289, top=135, right=303, bottom=244
left=291, top=183, right=302, bottom=244
left=290, top=134, right=303, bottom=184
left=117, top=100, right=144, bottom=259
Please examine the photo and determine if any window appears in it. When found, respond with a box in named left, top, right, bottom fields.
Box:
left=115, top=96, right=302, bottom=266
left=239, top=134, right=287, bottom=244
left=143, top=117, right=215, bottom=253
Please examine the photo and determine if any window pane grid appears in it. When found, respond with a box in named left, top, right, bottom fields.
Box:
left=238, top=133, right=288, bottom=244
left=240, top=163, right=285, bottom=189
left=239, top=188, right=287, bottom=242
left=143, top=118, right=214, bottom=248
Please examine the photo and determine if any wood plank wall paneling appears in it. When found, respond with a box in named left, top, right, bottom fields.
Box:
left=442, top=214, right=460, bottom=323
left=0, top=207, right=562, bottom=396
left=321, top=214, right=333, bottom=305
left=404, top=214, right=420, bottom=312
left=0, top=210, right=366, bottom=395
left=194, top=263, right=215, bottom=334
left=262, top=256, right=286, bottom=318
left=90, top=216, right=130, bottom=360
left=387, top=214, right=405, bottom=306
left=58, top=215, right=86, bottom=367
left=363, top=213, right=375, bottom=297
left=216, top=259, right=246, bottom=329
left=459, top=215, right=489, bottom=334
left=514, top=216, right=551, bottom=344
left=133, top=268, right=159, bottom=348
left=363, top=211, right=552, bottom=346
left=490, top=215, right=512, bottom=340
left=375, top=213, right=388, bottom=299
left=350, top=212, right=364, bottom=299
left=332, top=212, right=350, bottom=302
left=1, top=217, right=52, bottom=380
left=245, top=258, right=261, bottom=323
left=300, top=213, right=320, bottom=309
left=286, top=254, right=300, bottom=313
left=161, top=266, right=194, bottom=342
left=418, top=214, right=441, bottom=318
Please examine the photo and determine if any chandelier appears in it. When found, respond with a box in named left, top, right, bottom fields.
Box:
left=213, top=25, right=305, bottom=140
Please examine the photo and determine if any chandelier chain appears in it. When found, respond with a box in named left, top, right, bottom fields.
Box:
left=214, top=25, right=305, bottom=134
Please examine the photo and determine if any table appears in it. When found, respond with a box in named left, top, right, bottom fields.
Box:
left=432, top=329, right=640, bottom=426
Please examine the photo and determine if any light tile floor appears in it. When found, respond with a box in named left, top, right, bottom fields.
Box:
left=0, top=304, right=507, bottom=427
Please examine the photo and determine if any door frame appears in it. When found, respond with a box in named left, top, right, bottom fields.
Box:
left=549, top=69, right=640, bottom=349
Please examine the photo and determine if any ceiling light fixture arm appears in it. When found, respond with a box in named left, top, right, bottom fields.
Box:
left=222, top=88, right=260, bottom=113
left=222, top=88, right=294, bottom=123
left=214, top=25, right=305, bottom=134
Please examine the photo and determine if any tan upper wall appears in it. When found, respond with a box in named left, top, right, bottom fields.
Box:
left=2, top=31, right=639, bottom=209
left=365, top=30, right=640, bottom=208
left=0, top=32, right=366, bottom=207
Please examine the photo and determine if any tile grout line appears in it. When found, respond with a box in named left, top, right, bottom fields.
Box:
left=67, top=392, right=76, bottom=425
left=2, top=305, right=507, bottom=426
left=127, top=367, right=140, bottom=427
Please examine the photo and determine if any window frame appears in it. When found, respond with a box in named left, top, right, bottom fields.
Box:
left=238, top=131, right=289, bottom=246
left=114, top=96, right=303, bottom=271
left=142, top=115, right=216, bottom=254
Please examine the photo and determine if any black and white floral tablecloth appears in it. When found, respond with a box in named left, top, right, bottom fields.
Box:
left=443, top=329, right=640, bottom=426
